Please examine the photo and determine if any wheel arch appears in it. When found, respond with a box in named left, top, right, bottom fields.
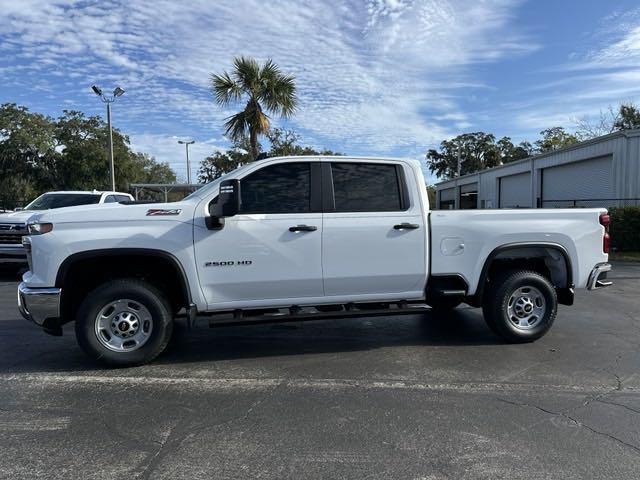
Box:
left=470, top=242, right=574, bottom=307
left=56, top=248, right=192, bottom=323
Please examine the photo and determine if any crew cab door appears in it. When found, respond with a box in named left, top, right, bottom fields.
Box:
left=194, top=161, right=324, bottom=308
left=322, top=161, right=427, bottom=299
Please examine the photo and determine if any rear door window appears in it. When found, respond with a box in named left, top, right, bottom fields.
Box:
left=331, top=163, right=404, bottom=212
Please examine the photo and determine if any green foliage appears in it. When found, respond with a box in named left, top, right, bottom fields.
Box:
left=129, top=152, right=176, bottom=184
left=0, top=103, right=175, bottom=205
left=428, top=104, right=640, bottom=181
left=575, top=102, right=640, bottom=140
left=211, top=57, right=297, bottom=160
left=609, top=206, right=640, bottom=252
left=497, top=137, right=532, bottom=163
left=613, top=103, right=640, bottom=131
left=425, top=185, right=436, bottom=207
left=534, top=127, right=579, bottom=153
left=197, top=140, right=252, bottom=183
left=266, top=128, right=340, bottom=157
left=426, top=132, right=531, bottom=179
left=0, top=104, right=58, bottom=199
left=426, top=126, right=582, bottom=179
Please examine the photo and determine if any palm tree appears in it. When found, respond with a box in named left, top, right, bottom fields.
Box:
left=211, top=57, right=297, bottom=160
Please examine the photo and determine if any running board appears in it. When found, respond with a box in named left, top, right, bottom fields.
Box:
left=435, top=289, right=466, bottom=297
left=205, top=303, right=432, bottom=328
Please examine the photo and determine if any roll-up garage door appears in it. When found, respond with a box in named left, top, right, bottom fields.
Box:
left=542, top=156, right=613, bottom=207
left=439, top=187, right=455, bottom=209
left=460, top=183, right=477, bottom=194
left=459, top=183, right=478, bottom=209
left=499, top=172, right=531, bottom=208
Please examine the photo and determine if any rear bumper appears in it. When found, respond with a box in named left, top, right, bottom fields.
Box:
left=587, top=263, right=612, bottom=290
left=17, top=282, right=61, bottom=327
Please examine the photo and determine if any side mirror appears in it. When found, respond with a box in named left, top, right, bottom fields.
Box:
left=206, top=179, right=240, bottom=229
left=14, top=207, right=23, bottom=212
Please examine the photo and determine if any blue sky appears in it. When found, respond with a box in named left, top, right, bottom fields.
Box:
left=1, top=0, right=640, bottom=183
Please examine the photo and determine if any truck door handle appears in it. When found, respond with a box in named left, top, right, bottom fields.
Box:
left=289, top=225, right=317, bottom=232
left=393, top=223, right=420, bottom=230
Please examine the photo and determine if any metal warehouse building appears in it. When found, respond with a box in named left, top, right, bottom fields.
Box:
left=435, top=129, right=640, bottom=210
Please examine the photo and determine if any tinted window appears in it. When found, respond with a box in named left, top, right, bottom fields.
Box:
left=240, top=163, right=310, bottom=214
left=104, top=195, right=117, bottom=203
left=331, top=163, right=402, bottom=212
left=25, top=193, right=102, bottom=210
left=116, top=195, right=131, bottom=202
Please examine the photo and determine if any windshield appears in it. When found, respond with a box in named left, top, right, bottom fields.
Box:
left=25, top=193, right=102, bottom=210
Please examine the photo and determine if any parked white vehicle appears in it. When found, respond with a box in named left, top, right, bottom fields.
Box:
left=17, top=157, right=612, bottom=366
left=0, top=191, right=133, bottom=264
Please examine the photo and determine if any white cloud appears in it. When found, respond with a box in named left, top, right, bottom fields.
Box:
left=0, top=0, right=534, bottom=159
left=586, top=7, right=640, bottom=67
left=484, top=6, right=640, bottom=135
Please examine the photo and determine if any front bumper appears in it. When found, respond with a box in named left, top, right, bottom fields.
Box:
left=587, top=263, right=612, bottom=290
left=18, top=282, right=62, bottom=329
left=0, top=244, right=26, bottom=264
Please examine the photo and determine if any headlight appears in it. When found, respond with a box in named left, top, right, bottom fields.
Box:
left=27, top=222, right=54, bottom=235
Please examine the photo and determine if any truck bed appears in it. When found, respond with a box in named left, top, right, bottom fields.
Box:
left=429, top=208, right=608, bottom=295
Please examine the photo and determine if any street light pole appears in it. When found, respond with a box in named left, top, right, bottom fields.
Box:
left=178, top=140, right=195, bottom=184
left=106, top=102, right=115, bottom=191
left=91, top=85, right=125, bottom=191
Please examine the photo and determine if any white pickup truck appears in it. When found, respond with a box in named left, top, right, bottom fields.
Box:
left=18, top=156, right=612, bottom=366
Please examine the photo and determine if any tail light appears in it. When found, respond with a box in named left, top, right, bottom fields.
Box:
left=599, top=213, right=610, bottom=254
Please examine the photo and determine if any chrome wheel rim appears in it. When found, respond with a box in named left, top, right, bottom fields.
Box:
left=94, top=299, right=153, bottom=352
left=506, top=286, right=546, bottom=330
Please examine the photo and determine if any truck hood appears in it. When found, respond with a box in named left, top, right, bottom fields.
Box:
left=32, top=201, right=196, bottom=224
left=0, top=210, right=37, bottom=224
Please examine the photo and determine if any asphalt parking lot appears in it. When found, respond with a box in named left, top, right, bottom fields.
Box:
left=1, top=264, right=639, bottom=480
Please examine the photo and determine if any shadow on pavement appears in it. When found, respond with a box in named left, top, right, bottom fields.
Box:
left=0, top=266, right=24, bottom=282
left=0, top=308, right=503, bottom=374
left=155, top=308, right=503, bottom=365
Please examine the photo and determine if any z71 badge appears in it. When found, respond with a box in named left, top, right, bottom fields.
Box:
left=204, top=260, right=253, bottom=267
left=146, top=208, right=182, bottom=216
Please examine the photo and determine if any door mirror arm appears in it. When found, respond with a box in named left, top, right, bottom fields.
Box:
left=205, top=215, right=225, bottom=230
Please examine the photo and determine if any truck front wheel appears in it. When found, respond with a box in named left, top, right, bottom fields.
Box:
left=75, top=279, right=173, bottom=366
left=482, top=270, right=557, bottom=343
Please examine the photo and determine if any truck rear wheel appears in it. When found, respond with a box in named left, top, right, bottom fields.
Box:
left=75, top=279, right=173, bottom=366
left=482, top=270, right=557, bottom=343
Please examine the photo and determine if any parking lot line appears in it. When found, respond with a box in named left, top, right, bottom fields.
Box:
left=0, top=373, right=630, bottom=395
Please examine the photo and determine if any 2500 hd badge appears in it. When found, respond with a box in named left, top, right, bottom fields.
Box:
left=204, top=260, right=253, bottom=267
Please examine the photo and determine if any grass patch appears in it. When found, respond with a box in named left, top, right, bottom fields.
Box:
left=610, top=251, right=640, bottom=262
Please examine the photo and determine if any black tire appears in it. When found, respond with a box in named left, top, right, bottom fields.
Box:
left=482, top=270, right=557, bottom=343
left=75, top=279, right=174, bottom=367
